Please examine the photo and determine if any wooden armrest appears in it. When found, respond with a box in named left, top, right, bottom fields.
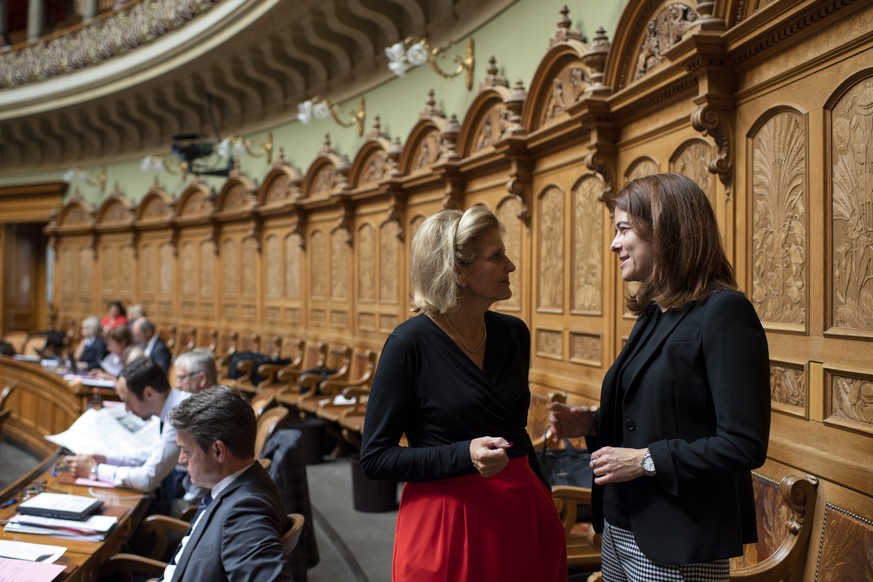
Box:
left=551, top=485, right=593, bottom=534
left=319, top=379, right=368, bottom=399
left=104, top=553, right=166, bottom=582
left=141, top=514, right=191, bottom=559
left=340, top=387, right=370, bottom=416
left=257, top=362, right=288, bottom=386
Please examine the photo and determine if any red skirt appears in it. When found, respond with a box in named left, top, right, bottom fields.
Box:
left=393, top=456, right=567, bottom=582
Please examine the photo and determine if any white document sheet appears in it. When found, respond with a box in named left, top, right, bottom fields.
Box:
left=44, top=406, right=159, bottom=457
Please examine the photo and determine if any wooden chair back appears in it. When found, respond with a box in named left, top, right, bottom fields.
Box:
left=1, top=331, right=27, bottom=353
left=730, top=473, right=818, bottom=581
left=0, top=383, right=16, bottom=442
left=282, top=513, right=306, bottom=556
left=254, top=406, right=289, bottom=459
left=21, top=334, right=48, bottom=356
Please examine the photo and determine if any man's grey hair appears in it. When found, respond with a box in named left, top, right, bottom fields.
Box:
left=175, top=348, right=218, bottom=387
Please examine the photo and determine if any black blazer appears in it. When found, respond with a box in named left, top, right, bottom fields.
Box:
left=147, top=337, right=172, bottom=373
left=78, top=337, right=107, bottom=371
left=589, top=290, right=770, bottom=564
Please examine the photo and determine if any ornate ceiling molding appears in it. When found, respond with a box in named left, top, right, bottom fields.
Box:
left=0, top=0, right=514, bottom=172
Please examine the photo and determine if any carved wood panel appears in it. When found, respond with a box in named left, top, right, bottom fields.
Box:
left=770, top=361, right=806, bottom=418
left=751, top=110, right=807, bottom=330
left=119, top=246, right=134, bottom=294
left=815, top=503, right=873, bottom=582
left=670, top=139, right=714, bottom=204
left=826, top=369, right=873, bottom=434
left=223, top=239, right=238, bottom=298
left=379, top=221, right=400, bottom=305
left=358, top=223, right=376, bottom=302
left=633, top=3, right=699, bottom=82
left=572, top=175, right=604, bottom=314
left=830, top=77, right=873, bottom=332
left=241, top=238, right=257, bottom=297
left=496, top=197, right=522, bottom=312
left=181, top=241, right=196, bottom=295
left=311, top=230, right=327, bottom=298
left=265, top=235, right=281, bottom=299
left=330, top=229, right=349, bottom=300
left=284, top=234, right=301, bottom=300
left=538, top=186, right=564, bottom=312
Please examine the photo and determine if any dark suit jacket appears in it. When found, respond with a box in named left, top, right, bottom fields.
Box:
left=589, top=290, right=770, bottom=564
left=147, top=337, right=172, bottom=373
left=164, top=462, right=292, bottom=581
left=78, top=337, right=107, bottom=370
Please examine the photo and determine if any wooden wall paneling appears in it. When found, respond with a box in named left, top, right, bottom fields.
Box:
left=175, top=183, right=215, bottom=331
left=134, top=188, right=175, bottom=326
left=43, top=0, right=873, bottom=531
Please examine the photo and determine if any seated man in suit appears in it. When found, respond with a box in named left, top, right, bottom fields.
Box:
left=161, top=386, right=291, bottom=581
left=65, top=358, right=189, bottom=509
left=74, top=316, right=108, bottom=371
left=132, top=317, right=172, bottom=373
left=173, top=348, right=218, bottom=393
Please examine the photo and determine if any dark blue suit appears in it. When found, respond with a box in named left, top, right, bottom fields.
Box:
left=78, top=337, right=107, bottom=370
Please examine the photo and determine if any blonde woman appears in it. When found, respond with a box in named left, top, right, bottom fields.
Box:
left=361, top=206, right=566, bottom=581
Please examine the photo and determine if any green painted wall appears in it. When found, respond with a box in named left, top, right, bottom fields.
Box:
left=0, top=0, right=627, bottom=206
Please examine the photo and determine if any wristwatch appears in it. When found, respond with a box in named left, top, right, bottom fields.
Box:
left=640, top=449, right=656, bottom=476
left=90, top=463, right=99, bottom=479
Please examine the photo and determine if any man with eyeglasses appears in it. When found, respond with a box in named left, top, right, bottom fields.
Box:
left=173, top=349, right=218, bottom=393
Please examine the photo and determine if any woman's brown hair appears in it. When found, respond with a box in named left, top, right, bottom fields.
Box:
left=608, top=173, right=737, bottom=315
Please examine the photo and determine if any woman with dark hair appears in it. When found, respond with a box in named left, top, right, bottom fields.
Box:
left=361, top=206, right=566, bottom=581
left=100, top=300, right=127, bottom=332
left=550, top=173, right=770, bottom=581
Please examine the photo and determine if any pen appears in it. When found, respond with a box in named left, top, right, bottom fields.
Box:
left=0, top=498, right=16, bottom=508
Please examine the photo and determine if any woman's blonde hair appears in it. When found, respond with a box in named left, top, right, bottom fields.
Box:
left=411, top=205, right=501, bottom=314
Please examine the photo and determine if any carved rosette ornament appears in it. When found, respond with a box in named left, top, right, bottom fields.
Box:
left=691, top=104, right=733, bottom=191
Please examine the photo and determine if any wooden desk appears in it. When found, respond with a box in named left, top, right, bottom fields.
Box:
left=0, top=463, right=149, bottom=582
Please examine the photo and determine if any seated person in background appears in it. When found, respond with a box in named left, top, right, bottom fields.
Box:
left=65, top=358, right=190, bottom=510
left=74, top=316, right=107, bottom=371
left=133, top=317, right=172, bottom=374
left=97, top=325, right=144, bottom=378
left=174, top=349, right=218, bottom=393
left=101, top=300, right=128, bottom=333
left=127, top=303, right=145, bottom=326
left=160, top=386, right=291, bottom=581
left=0, top=340, right=15, bottom=357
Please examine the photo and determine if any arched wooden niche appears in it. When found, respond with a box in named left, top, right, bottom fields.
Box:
left=399, top=90, right=450, bottom=176
left=301, top=135, right=350, bottom=199
left=258, top=152, right=303, bottom=206
left=456, top=57, right=517, bottom=158
left=348, top=117, right=396, bottom=190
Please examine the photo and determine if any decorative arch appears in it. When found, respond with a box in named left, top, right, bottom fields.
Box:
left=56, top=196, right=94, bottom=229
left=258, top=154, right=304, bottom=206
left=175, top=182, right=214, bottom=219
left=624, top=156, right=660, bottom=183
left=457, top=58, right=514, bottom=158
left=301, top=135, right=350, bottom=199
left=349, top=118, right=396, bottom=189
left=95, top=193, right=134, bottom=227
left=604, top=0, right=701, bottom=92
left=135, top=188, right=174, bottom=223
left=669, top=138, right=715, bottom=197
left=398, top=90, right=449, bottom=175
left=522, top=6, right=597, bottom=133
left=214, top=174, right=257, bottom=214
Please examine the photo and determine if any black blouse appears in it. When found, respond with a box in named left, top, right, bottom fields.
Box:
left=359, top=311, right=538, bottom=483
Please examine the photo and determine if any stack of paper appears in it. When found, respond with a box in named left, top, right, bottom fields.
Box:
left=4, top=513, right=118, bottom=542
left=0, top=556, right=66, bottom=581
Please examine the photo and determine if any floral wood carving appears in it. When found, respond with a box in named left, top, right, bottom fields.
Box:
left=330, top=229, right=349, bottom=299
left=496, top=198, right=522, bottom=311
left=414, top=131, right=442, bottom=170
left=141, top=196, right=170, bottom=220
left=265, top=235, right=281, bottom=299
left=626, top=158, right=659, bottom=183
left=832, top=79, right=873, bottom=330
left=223, top=185, right=252, bottom=211
left=180, top=191, right=211, bottom=216
left=670, top=140, right=713, bottom=204
left=572, top=176, right=604, bottom=314
left=634, top=3, right=699, bottom=80
left=380, top=222, right=400, bottom=305
left=265, top=175, right=290, bottom=205
left=770, top=363, right=806, bottom=413
left=752, top=111, right=807, bottom=328
left=284, top=234, right=302, bottom=300
left=357, top=224, right=376, bottom=302
left=538, top=187, right=564, bottom=312
left=831, top=374, right=873, bottom=428
left=361, top=152, right=389, bottom=186
left=311, top=231, right=327, bottom=298
left=536, top=329, right=563, bottom=359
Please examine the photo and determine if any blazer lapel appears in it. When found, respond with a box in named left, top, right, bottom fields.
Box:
left=171, top=468, right=255, bottom=578
left=621, top=304, right=694, bottom=401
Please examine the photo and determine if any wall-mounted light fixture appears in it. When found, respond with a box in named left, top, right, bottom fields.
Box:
left=63, top=166, right=107, bottom=192
left=140, top=154, right=190, bottom=180
left=296, top=97, right=366, bottom=136
left=385, top=37, right=475, bottom=90
left=218, top=131, right=273, bottom=163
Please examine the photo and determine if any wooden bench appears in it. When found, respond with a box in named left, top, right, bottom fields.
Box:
left=730, top=472, right=818, bottom=581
